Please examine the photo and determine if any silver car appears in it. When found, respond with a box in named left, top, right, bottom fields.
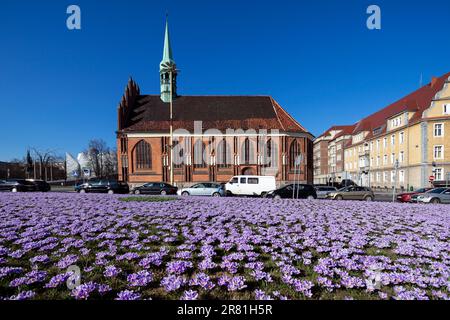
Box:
left=315, top=186, right=338, bottom=199
left=177, top=183, right=225, bottom=197
left=416, top=187, right=450, bottom=204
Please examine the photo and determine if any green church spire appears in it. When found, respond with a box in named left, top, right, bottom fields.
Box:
left=160, top=16, right=174, bottom=70
left=160, top=15, right=178, bottom=103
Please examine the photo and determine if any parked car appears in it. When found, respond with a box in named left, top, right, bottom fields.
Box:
left=327, top=186, right=375, bottom=201
left=315, top=186, right=338, bottom=199
left=396, top=187, right=433, bottom=203
left=266, top=184, right=317, bottom=200
left=75, top=179, right=129, bottom=194
left=27, top=179, right=51, bottom=192
left=415, top=187, right=450, bottom=204
left=177, top=183, right=225, bottom=197
left=131, top=182, right=178, bottom=195
left=0, top=179, right=37, bottom=192
left=225, top=176, right=276, bottom=197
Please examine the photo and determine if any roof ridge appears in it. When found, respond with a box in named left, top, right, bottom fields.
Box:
left=270, top=97, right=309, bottom=133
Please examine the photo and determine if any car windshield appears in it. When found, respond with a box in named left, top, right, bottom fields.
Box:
left=428, top=188, right=446, bottom=194
left=415, top=188, right=428, bottom=193
left=338, top=187, right=349, bottom=192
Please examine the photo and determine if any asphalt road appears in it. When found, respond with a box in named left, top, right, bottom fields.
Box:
left=48, top=186, right=399, bottom=203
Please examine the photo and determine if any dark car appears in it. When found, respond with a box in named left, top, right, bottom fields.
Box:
left=131, top=182, right=178, bottom=195
left=75, top=179, right=129, bottom=194
left=0, top=179, right=37, bottom=192
left=340, top=179, right=357, bottom=188
left=396, top=187, right=433, bottom=203
left=265, top=184, right=317, bottom=200
left=27, top=179, right=51, bottom=192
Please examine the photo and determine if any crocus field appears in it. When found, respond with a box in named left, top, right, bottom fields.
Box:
left=0, top=193, right=449, bottom=301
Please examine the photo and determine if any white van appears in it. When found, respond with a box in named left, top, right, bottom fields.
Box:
left=225, top=176, right=276, bottom=197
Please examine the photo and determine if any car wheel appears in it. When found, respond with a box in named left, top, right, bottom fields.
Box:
left=335, top=195, right=343, bottom=201
left=226, top=191, right=233, bottom=197
left=181, top=191, right=190, bottom=197
left=108, top=190, right=114, bottom=195
left=431, top=198, right=441, bottom=204
left=212, top=192, right=221, bottom=197
left=79, top=189, right=86, bottom=194
left=161, top=190, right=167, bottom=196
left=134, top=190, right=141, bottom=195
left=274, top=195, right=282, bottom=200
left=307, top=195, right=315, bottom=200
left=11, top=188, right=18, bottom=193
left=364, top=196, right=373, bottom=202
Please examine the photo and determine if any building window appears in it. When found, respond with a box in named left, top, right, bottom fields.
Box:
left=433, top=145, right=444, bottom=159
left=434, top=123, right=444, bottom=137
left=376, top=172, right=381, bottom=182
left=217, top=139, right=231, bottom=168
left=289, top=141, right=302, bottom=169
left=376, top=139, right=380, bottom=150
left=434, top=168, right=444, bottom=180
left=383, top=138, right=387, bottom=149
left=391, top=134, right=395, bottom=145
left=194, top=139, right=207, bottom=168
left=173, top=140, right=184, bottom=169
left=444, top=104, right=450, bottom=115
left=383, top=172, right=388, bottom=182
left=399, top=151, right=404, bottom=163
left=399, top=132, right=404, bottom=144
left=135, top=140, right=152, bottom=170
left=383, top=155, right=387, bottom=165
left=399, top=170, right=405, bottom=183
left=242, top=138, right=256, bottom=165
left=391, top=171, right=395, bottom=183
left=376, top=156, right=380, bottom=167
left=391, top=153, right=395, bottom=164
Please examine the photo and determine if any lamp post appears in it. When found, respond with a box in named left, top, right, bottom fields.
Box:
left=169, top=70, right=174, bottom=186
left=392, top=159, right=399, bottom=203
left=161, top=62, right=178, bottom=186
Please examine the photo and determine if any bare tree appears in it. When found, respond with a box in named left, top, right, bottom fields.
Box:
left=85, top=139, right=108, bottom=178
left=32, top=148, right=56, bottom=180
left=103, top=148, right=118, bottom=178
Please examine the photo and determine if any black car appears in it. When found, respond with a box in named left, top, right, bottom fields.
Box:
left=131, top=182, right=178, bottom=195
left=0, top=179, right=37, bottom=192
left=27, top=179, right=51, bottom=192
left=265, top=184, right=317, bottom=200
left=75, top=179, right=130, bottom=194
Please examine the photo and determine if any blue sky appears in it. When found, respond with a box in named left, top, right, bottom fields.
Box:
left=1, top=0, right=449, bottom=161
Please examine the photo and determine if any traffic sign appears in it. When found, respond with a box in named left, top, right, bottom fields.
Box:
left=429, top=175, right=435, bottom=182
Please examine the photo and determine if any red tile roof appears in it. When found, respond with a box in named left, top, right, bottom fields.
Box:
left=351, top=72, right=450, bottom=139
left=316, top=125, right=356, bottom=139
left=119, top=93, right=310, bottom=134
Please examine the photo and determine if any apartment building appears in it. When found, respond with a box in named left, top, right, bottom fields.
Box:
left=343, top=73, right=450, bottom=189
left=313, top=125, right=355, bottom=185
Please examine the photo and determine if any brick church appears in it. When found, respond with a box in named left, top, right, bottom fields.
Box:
left=117, top=19, right=314, bottom=187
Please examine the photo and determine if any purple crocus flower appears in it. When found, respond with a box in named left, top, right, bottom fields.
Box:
left=116, top=290, right=141, bottom=300
left=181, top=290, right=198, bottom=300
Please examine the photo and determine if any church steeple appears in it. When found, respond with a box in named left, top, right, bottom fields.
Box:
left=160, top=16, right=178, bottom=103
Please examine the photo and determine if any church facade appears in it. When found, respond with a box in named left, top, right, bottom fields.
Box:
left=116, top=20, right=314, bottom=187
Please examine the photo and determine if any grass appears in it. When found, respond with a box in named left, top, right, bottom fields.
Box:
left=119, top=196, right=179, bottom=203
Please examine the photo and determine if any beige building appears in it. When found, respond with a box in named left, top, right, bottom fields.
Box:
left=342, top=73, right=450, bottom=190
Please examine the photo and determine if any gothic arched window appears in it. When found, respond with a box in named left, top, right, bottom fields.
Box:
left=242, top=138, right=255, bottom=165
left=135, top=140, right=152, bottom=170
left=217, top=138, right=231, bottom=168
left=289, top=141, right=302, bottom=169
left=194, top=140, right=207, bottom=168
